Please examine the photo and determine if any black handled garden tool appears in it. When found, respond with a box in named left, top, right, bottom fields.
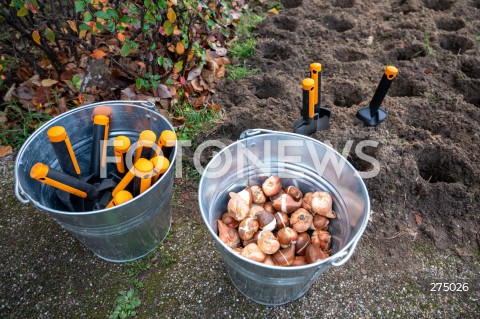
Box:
left=294, top=78, right=319, bottom=136
left=47, top=126, right=81, bottom=177
left=90, top=115, right=110, bottom=179
left=356, top=66, right=398, bottom=127
left=310, top=63, right=331, bottom=131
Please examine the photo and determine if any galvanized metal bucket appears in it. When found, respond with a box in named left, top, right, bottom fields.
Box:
left=15, top=101, right=176, bottom=262
left=198, top=129, right=370, bottom=305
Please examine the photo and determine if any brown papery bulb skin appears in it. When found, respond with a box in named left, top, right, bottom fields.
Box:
left=302, top=192, right=313, bottom=211
left=272, top=245, right=295, bottom=267
left=309, top=214, right=329, bottom=231
left=237, top=187, right=253, bottom=205
left=284, top=186, right=303, bottom=201
left=218, top=220, right=240, bottom=248
left=241, top=243, right=266, bottom=263
left=295, top=232, right=310, bottom=256
left=277, top=227, right=298, bottom=248
left=274, top=212, right=290, bottom=230
left=242, top=231, right=260, bottom=247
left=262, top=176, right=283, bottom=197
left=269, top=189, right=285, bottom=202
left=250, top=185, right=267, bottom=205
left=293, top=256, right=308, bottom=266
left=238, top=217, right=259, bottom=241
left=272, top=194, right=303, bottom=213
left=257, top=230, right=280, bottom=255
left=311, top=191, right=336, bottom=218
left=290, top=208, right=313, bottom=233
left=305, top=244, right=329, bottom=264
left=264, top=254, right=276, bottom=266
left=249, top=204, right=264, bottom=219
left=227, top=192, right=250, bottom=221
left=311, top=230, right=332, bottom=252
left=263, top=202, right=276, bottom=215
left=221, top=212, right=239, bottom=229
left=256, top=210, right=276, bottom=231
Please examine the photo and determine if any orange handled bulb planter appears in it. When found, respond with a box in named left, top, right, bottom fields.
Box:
left=293, top=78, right=318, bottom=136
left=356, top=65, right=398, bottom=127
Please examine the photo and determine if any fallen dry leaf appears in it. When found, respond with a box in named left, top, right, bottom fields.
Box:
left=121, top=87, right=136, bottom=99
left=117, top=33, right=125, bottom=41
left=158, top=84, right=173, bottom=99
left=58, top=97, right=68, bottom=113
left=41, top=79, right=59, bottom=87
left=176, top=42, right=185, bottom=55
left=91, top=49, right=107, bottom=60
left=414, top=212, right=423, bottom=226
left=187, top=67, right=202, bottom=81
left=0, top=146, right=13, bottom=157
left=16, top=86, right=35, bottom=100
left=4, top=84, right=16, bottom=102
left=32, top=30, right=41, bottom=45
left=268, top=8, right=279, bottom=14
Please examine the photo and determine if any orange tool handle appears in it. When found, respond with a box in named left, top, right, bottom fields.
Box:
left=302, top=78, right=315, bottom=122
left=157, top=130, right=177, bottom=160
left=91, top=115, right=110, bottom=179
left=133, top=158, right=154, bottom=196
left=114, top=135, right=131, bottom=174
left=106, top=190, right=133, bottom=208
left=47, top=126, right=81, bottom=177
left=310, top=63, right=322, bottom=107
left=151, top=156, right=170, bottom=184
left=134, top=130, right=157, bottom=163
left=30, top=163, right=96, bottom=199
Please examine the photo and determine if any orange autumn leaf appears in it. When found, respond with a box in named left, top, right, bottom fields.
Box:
left=268, top=8, right=279, bottom=14
left=32, top=30, right=41, bottom=45
left=167, top=8, right=176, bottom=23
left=138, top=61, right=146, bottom=68
left=176, top=42, right=185, bottom=55
left=91, top=49, right=107, bottom=59
left=117, top=33, right=125, bottom=41
left=167, top=44, right=175, bottom=52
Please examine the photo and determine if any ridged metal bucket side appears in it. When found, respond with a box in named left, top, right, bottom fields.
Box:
left=198, top=129, right=370, bottom=305
left=14, top=101, right=176, bottom=262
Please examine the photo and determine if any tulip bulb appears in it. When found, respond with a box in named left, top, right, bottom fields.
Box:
left=221, top=212, right=239, bottom=229
left=238, top=217, right=259, bottom=241
left=311, top=230, right=332, bottom=252
left=257, top=230, right=280, bottom=255
left=264, top=255, right=276, bottom=266
left=277, top=227, right=298, bottom=248
left=310, top=214, right=329, bottom=230
left=262, top=176, right=282, bottom=197
left=290, top=208, right=313, bottom=233
left=233, top=247, right=243, bottom=254
left=228, top=192, right=250, bottom=221
left=274, top=212, right=290, bottom=230
left=269, top=189, right=285, bottom=202
left=237, top=187, right=253, bottom=205
left=293, top=256, right=308, bottom=266
left=242, top=231, right=260, bottom=247
left=241, top=243, right=266, bottom=263
left=302, top=192, right=313, bottom=211
left=284, top=186, right=303, bottom=201
left=256, top=210, right=276, bottom=231
left=295, top=232, right=310, bottom=256
left=311, top=191, right=336, bottom=218
left=250, top=185, right=267, bottom=204
left=218, top=220, right=240, bottom=248
left=273, top=245, right=295, bottom=267
left=272, top=194, right=303, bottom=213
left=249, top=204, right=264, bottom=218
left=305, top=244, right=328, bottom=264
left=263, top=202, right=276, bottom=215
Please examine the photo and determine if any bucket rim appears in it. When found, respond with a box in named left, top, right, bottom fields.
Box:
left=198, top=129, right=371, bottom=271
left=15, top=100, right=177, bottom=216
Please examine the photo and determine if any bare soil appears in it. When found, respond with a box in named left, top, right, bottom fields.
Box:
left=1, top=0, right=479, bottom=318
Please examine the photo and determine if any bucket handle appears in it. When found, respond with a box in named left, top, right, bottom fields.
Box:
left=331, top=232, right=363, bottom=267
left=15, top=177, right=30, bottom=204
left=239, top=128, right=279, bottom=140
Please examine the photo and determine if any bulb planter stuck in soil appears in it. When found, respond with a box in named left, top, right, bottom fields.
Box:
left=198, top=129, right=370, bottom=305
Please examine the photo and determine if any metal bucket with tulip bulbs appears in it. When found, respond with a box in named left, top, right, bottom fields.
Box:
left=198, top=129, right=370, bottom=305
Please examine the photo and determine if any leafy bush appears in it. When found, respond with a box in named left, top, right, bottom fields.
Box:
left=0, top=0, right=233, bottom=95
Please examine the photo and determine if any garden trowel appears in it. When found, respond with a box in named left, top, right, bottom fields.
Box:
left=293, top=78, right=318, bottom=136
left=356, top=66, right=398, bottom=127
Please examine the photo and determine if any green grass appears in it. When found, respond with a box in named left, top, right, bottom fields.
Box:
left=109, top=289, right=141, bottom=319
left=0, top=103, right=53, bottom=149
left=229, top=12, right=265, bottom=61
left=173, top=103, right=223, bottom=142
left=226, top=62, right=260, bottom=80
left=423, top=33, right=435, bottom=56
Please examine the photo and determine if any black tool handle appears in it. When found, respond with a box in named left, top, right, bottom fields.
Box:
left=31, top=163, right=97, bottom=199
left=301, top=78, right=315, bottom=124
left=47, top=126, right=81, bottom=177
left=369, top=66, right=398, bottom=117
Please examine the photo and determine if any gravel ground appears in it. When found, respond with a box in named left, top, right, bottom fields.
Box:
left=1, top=153, right=479, bottom=318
